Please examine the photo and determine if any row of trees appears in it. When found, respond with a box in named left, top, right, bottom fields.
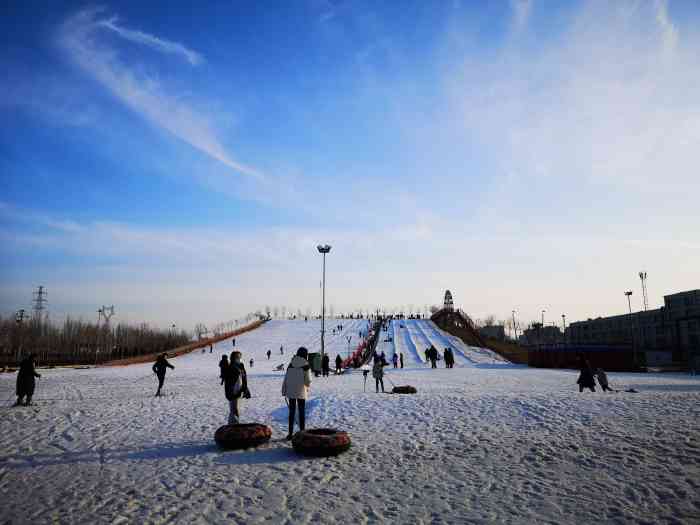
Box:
left=0, top=315, right=191, bottom=367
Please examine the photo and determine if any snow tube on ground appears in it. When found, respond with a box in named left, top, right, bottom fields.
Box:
left=392, top=385, right=417, bottom=394
left=292, top=428, right=351, bottom=457
left=214, top=423, right=272, bottom=449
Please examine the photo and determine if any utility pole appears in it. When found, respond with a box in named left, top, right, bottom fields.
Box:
left=512, top=310, right=518, bottom=341
left=639, top=272, right=649, bottom=312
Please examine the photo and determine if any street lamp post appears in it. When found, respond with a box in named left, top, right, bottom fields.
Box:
left=541, top=309, right=546, bottom=346
left=561, top=314, right=567, bottom=346
left=625, top=290, right=636, bottom=367
left=317, top=244, right=332, bottom=362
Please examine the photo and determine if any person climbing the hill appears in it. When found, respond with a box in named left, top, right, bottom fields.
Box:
left=322, top=353, right=330, bottom=377
left=224, top=351, right=251, bottom=424
left=372, top=359, right=386, bottom=393
left=335, top=354, right=343, bottom=374
left=400, top=352, right=404, bottom=369
left=209, top=344, right=213, bottom=353
left=15, top=354, right=41, bottom=406
left=577, top=359, right=596, bottom=392
left=282, top=347, right=312, bottom=440
left=392, top=353, right=399, bottom=368
left=596, top=368, right=612, bottom=392
left=266, top=349, right=271, bottom=360
left=424, top=348, right=430, bottom=363
left=249, top=358, right=254, bottom=369
left=219, top=354, right=229, bottom=385
left=280, top=345, right=284, bottom=355
left=153, top=353, right=174, bottom=397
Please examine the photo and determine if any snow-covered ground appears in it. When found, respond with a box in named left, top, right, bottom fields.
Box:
left=1, top=320, right=699, bottom=524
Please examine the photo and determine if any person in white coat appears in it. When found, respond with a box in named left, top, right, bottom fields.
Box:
left=282, top=347, right=312, bottom=440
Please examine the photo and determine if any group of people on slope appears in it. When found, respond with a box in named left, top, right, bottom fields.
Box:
left=577, top=357, right=612, bottom=393
left=424, top=345, right=456, bottom=369
left=391, top=352, right=405, bottom=368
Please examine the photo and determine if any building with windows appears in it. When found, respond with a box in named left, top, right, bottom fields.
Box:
left=567, top=289, right=700, bottom=367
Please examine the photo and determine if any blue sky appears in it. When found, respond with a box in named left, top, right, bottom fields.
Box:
left=1, top=0, right=699, bottom=330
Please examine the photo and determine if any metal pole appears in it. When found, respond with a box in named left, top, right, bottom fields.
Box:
left=625, top=291, right=635, bottom=368
left=321, top=251, right=326, bottom=360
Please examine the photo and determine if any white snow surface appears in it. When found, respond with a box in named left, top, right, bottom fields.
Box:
left=1, top=320, right=699, bottom=524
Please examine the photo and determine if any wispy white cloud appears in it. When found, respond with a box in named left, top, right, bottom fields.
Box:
left=655, top=0, right=678, bottom=55
left=97, top=16, right=204, bottom=66
left=510, top=0, right=531, bottom=35
left=57, top=7, right=264, bottom=180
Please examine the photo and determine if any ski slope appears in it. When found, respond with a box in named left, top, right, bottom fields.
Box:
left=380, top=319, right=505, bottom=366
left=205, top=318, right=372, bottom=371
left=1, top=319, right=699, bottom=524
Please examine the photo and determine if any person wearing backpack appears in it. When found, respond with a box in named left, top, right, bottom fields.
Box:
left=282, top=347, right=312, bottom=440
left=223, top=351, right=251, bottom=424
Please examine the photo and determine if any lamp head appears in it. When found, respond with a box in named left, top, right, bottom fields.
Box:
left=317, top=244, right=332, bottom=254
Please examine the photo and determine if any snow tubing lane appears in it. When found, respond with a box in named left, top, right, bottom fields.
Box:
left=392, top=385, right=417, bottom=394
left=292, top=428, right=351, bottom=457
left=214, top=423, right=272, bottom=450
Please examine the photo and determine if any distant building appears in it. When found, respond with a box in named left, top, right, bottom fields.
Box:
left=567, top=289, right=700, bottom=366
left=520, top=324, right=564, bottom=345
left=479, top=325, right=506, bottom=341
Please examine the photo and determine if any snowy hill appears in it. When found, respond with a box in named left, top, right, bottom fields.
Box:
left=182, top=318, right=504, bottom=374
left=2, top=319, right=698, bottom=523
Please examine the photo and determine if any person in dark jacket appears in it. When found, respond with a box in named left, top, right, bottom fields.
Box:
left=428, top=346, right=438, bottom=368
left=321, top=353, right=330, bottom=377
left=400, top=352, right=404, bottom=368
left=335, top=354, right=343, bottom=374
left=596, top=368, right=612, bottom=392
left=444, top=348, right=455, bottom=368
left=577, top=359, right=596, bottom=392
left=219, top=355, right=229, bottom=385
left=16, top=354, right=41, bottom=406
left=224, top=351, right=251, bottom=424
left=266, top=349, right=271, bottom=360
left=152, top=353, right=174, bottom=397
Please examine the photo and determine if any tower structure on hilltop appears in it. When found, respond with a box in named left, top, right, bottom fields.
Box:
left=443, top=290, right=454, bottom=311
